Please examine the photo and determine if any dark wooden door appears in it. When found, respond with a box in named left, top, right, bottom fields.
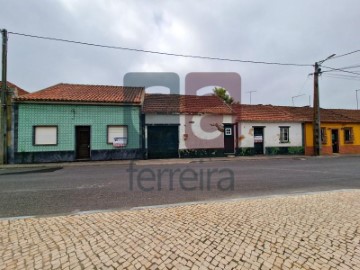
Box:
left=254, top=127, right=264, bottom=154
left=224, top=124, right=235, bottom=154
left=331, top=129, right=339, bottom=153
left=76, top=126, right=91, bottom=159
left=147, top=125, right=179, bottom=159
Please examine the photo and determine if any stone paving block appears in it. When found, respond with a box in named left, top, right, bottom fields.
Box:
left=0, top=191, right=360, bottom=269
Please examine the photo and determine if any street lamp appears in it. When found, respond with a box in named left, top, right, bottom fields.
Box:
left=356, top=89, right=360, bottom=110
left=313, top=54, right=336, bottom=156
left=246, top=90, right=257, bottom=104
left=291, top=94, right=306, bottom=106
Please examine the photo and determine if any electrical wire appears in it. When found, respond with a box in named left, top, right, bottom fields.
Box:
left=7, top=31, right=312, bottom=67
left=335, top=64, right=360, bottom=70
left=331, top=49, right=360, bottom=60
left=322, top=74, right=360, bottom=81
left=321, top=66, right=360, bottom=76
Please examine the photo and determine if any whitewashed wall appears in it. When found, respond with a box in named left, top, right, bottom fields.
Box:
left=179, top=114, right=233, bottom=149
left=238, top=122, right=303, bottom=148
left=145, top=114, right=180, bottom=125
left=145, top=113, right=234, bottom=150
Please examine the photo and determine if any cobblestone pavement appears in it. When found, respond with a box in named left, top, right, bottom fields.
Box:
left=1, top=190, right=360, bottom=270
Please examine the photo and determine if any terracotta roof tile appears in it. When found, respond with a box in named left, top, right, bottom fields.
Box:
left=232, top=104, right=360, bottom=123
left=0, top=81, right=29, bottom=96
left=16, top=83, right=144, bottom=104
left=143, top=94, right=234, bottom=114
left=281, top=106, right=360, bottom=122
left=232, top=104, right=296, bottom=122
left=330, top=109, right=360, bottom=121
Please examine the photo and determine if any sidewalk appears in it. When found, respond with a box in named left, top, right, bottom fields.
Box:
left=0, top=155, right=310, bottom=170
left=2, top=154, right=359, bottom=170
left=1, top=190, right=359, bottom=269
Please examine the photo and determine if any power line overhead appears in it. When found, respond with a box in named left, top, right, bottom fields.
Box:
left=7, top=31, right=312, bottom=67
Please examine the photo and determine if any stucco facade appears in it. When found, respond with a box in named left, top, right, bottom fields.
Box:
left=180, top=114, right=233, bottom=150
left=304, top=122, right=360, bottom=155
left=238, top=122, right=304, bottom=155
left=144, top=113, right=234, bottom=158
left=143, top=93, right=236, bottom=158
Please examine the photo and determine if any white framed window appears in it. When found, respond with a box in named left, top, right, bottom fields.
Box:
left=34, top=126, right=58, bottom=145
left=107, top=125, right=128, bottom=145
left=279, top=126, right=290, bottom=143
left=225, top=127, right=232, bottom=136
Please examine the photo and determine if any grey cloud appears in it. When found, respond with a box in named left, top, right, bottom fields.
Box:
left=1, top=0, right=360, bottom=108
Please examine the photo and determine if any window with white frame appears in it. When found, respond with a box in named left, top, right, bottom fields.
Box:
left=279, top=126, right=290, bottom=143
left=34, top=126, right=58, bottom=145
left=225, top=127, right=232, bottom=136
left=107, top=125, right=128, bottom=145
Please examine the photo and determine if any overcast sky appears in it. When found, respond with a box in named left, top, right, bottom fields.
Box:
left=1, top=0, right=360, bottom=108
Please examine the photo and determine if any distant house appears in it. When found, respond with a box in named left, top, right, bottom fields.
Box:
left=13, top=83, right=144, bottom=163
left=290, top=107, right=360, bottom=155
left=142, top=94, right=235, bottom=158
left=233, top=104, right=360, bottom=156
left=0, top=82, right=29, bottom=163
left=0, top=81, right=29, bottom=97
left=233, top=104, right=305, bottom=155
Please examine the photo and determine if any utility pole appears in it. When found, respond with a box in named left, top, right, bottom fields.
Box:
left=246, top=90, right=257, bottom=104
left=356, top=89, right=360, bottom=110
left=0, top=29, right=7, bottom=164
left=313, top=62, right=321, bottom=156
left=313, top=54, right=336, bottom=156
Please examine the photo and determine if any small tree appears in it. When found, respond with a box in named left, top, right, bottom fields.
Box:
left=213, top=87, right=234, bottom=104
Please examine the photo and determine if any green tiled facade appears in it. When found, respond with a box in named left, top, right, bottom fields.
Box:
left=15, top=103, right=142, bottom=162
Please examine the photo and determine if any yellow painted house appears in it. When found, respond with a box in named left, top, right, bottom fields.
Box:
left=286, top=107, right=360, bottom=155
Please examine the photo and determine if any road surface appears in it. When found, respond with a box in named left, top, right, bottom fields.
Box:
left=0, top=156, right=359, bottom=218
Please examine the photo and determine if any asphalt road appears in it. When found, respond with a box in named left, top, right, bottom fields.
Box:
left=0, top=156, right=359, bottom=218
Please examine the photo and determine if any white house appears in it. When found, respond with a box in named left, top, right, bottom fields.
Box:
left=142, top=94, right=235, bottom=158
left=232, top=104, right=305, bottom=155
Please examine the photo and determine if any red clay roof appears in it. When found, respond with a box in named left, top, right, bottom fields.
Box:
left=331, top=109, right=360, bottom=121
left=0, top=81, right=29, bottom=96
left=232, top=104, right=296, bottom=122
left=143, top=94, right=234, bottom=114
left=233, top=104, right=360, bottom=123
left=285, top=107, right=359, bottom=122
left=16, top=83, right=144, bottom=104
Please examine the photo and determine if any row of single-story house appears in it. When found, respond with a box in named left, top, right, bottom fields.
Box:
left=233, top=104, right=360, bottom=156
left=4, top=82, right=360, bottom=163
